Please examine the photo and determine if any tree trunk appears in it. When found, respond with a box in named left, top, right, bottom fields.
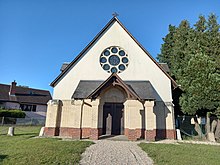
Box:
left=214, top=119, right=220, bottom=140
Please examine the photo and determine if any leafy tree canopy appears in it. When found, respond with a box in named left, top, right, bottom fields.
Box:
left=157, top=14, right=220, bottom=117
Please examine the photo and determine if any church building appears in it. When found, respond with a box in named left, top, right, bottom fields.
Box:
left=44, top=17, right=178, bottom=141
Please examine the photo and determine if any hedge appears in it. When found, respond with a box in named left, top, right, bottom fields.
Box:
left=0, top=109, right=26, bottom=118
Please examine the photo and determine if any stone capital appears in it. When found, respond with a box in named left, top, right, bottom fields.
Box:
left=124, top=100, right=140, bottom=107
left=144, top=101, right=154, bottom=107
left=47, top=99, right=61, bottom=106
left=164, top=102, right=174, bottom=107
left=71, top=99, right=83, bottom=106
left=91, top=99, right=100, bottom=106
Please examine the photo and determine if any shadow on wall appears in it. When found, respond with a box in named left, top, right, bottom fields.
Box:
left=140, top=109, right=145, bottom=139
left=55, top=101, right=63, bottom=136
left=151, top=85, right=172, bottom=140
left=154, top=103, right=171, bottom=140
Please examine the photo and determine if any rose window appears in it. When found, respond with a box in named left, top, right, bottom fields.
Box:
left=100, top=46, right=129, bottom=73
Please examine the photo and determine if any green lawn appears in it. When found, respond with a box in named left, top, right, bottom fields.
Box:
left=139, top=142, right=220, bottom=165
left=0, top=126, right=93, bottom=165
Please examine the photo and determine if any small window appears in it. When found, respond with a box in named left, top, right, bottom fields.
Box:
left=20, top=104, right=37, bottom=112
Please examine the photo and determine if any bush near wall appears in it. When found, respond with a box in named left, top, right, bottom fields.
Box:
left=0, top=109, right=26, bottom=118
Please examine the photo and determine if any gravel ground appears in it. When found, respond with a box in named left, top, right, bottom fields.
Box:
left=80, top=140, right=153, bottom=165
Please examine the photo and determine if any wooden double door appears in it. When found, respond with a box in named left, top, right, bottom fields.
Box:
left=102, top=103, right=124, bottom=135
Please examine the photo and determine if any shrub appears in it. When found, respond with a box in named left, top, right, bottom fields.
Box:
left=0, top=109, right=26, bottom=118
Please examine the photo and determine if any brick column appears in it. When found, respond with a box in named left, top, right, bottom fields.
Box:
left=144, top=101, right=155, bottom=141
left=90, top=99, right=100, bottom=140
left=44, top=100, right=62, bottom=136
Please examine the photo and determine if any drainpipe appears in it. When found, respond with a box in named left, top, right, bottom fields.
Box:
left=79, top=100, right=84, bottom=139
left=79, top=99, right=92, bottom=139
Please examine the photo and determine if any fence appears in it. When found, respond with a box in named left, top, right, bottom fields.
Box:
left=176, top=115, right=218, bottom=139
left=0, top=117, right=45, bottom=126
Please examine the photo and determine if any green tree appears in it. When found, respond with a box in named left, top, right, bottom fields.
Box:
left=157, top=14, right=220, bottom=140
left=157, top=25, right=176, bottom=72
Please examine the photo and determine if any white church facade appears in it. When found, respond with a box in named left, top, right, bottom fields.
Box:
left=44, top=17, right=177, bottom=140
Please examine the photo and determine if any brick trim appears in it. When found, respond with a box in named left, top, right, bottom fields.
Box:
left=145, top=130, right=156, bottom=141
left=59, top=127, right=81, bottom=139
left=124, top=128, right=145, bottom=141
left=81, top=128, right=91, bottom=138
left=90, top=128, right=102, bottom=140
left=145, top=129, right=176, bottom=141
left=44, top=127, right=59, bottom=136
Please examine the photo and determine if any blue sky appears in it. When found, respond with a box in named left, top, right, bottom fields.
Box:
left=1, top=0, right=220, bottom=94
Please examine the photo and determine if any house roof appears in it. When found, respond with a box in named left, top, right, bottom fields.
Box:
left=159, top=63, right=170, bottom=73
left=50, top=16, right=178, bottom=88
left=72, top=74, right=155, bottom=101
left=0, top=83, right=52, bottom=105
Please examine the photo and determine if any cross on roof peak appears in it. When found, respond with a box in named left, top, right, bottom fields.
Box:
left=112, top=12, right=119, bottom=17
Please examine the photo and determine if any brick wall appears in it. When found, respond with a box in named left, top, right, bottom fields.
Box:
left=44, top=127, right=59, bottom=136
left=81, top=128, right=91, bottom=138
left=124, top=128, right=145, bottom=140
left=90, top=128, right=101, bottom=140
left=59, top=127, right=81, bottom=139
left=145, top=129, right=176, bottom=141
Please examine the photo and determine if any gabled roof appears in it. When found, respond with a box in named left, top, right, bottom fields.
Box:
left=0, top=83, right=52, bottom=105
left=87, top=73, right=141, bottom=100
left=50, top=17, right=178, bottom=88
left=72, top=73, right=155, bottom=101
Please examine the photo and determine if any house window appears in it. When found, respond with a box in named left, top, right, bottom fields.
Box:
left=20, top=104, right=36, bottom=112
left=100, top=46, right=129, bottom=73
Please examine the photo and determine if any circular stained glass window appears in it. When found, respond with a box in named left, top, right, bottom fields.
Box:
left=104, top=50, right=110, bottom=56
left=111, top=67, right=118, bottom=73
left=122, top=57, right=129, bottom=63
left=100, top=57, right=107, bottom=63
left=103, top=64, right=110, bottom=70
left=109, top=55, right=120, bottom=66
left=119, top=50, right=125, bottom=56
left=100, top=46, right=129, bottom=73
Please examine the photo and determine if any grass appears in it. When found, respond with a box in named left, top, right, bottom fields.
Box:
left=0, top=126, right=93, bottom=165
left=139, top=142, right=220, bottom=165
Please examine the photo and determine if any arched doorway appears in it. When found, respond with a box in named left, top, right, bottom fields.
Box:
left=102, top=103, right=124, bottom=135
left=100, top=86, right=126, bottom=136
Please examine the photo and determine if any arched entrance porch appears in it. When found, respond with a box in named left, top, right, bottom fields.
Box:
left=99, top=86, right=126, bottom=136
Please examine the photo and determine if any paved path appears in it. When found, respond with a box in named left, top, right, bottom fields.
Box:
left=80, top=140, right=153, bottom=165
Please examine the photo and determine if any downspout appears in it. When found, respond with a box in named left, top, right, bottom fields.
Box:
left=79, top=99, right=84, bottom=139
left=79, top=99, right=92, bottom=139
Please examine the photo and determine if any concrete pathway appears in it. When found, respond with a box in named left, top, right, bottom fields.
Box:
left=80, top=140, right=153, bottom=165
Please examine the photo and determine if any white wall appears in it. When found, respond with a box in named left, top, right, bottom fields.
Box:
left=36, top=105, right=47, bottom=112
left=53, top=21, right=172, bottom=102
left=5, top=102, right=20, bottom=109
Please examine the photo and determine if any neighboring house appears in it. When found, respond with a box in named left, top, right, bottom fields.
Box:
left=45, top=17, right=178, bottom=141
left=0, top=81, right=52, bottom=118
